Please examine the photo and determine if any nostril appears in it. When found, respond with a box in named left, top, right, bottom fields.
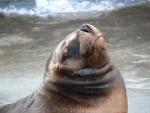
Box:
left=80, top=24, right=91, bottom=33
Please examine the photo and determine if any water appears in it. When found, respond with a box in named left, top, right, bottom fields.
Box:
left=0, top=0, right=149, bottom=16
left=0, top=1, right=150, bottom=113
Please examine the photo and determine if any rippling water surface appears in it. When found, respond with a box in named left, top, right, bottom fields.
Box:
left=0, top=1, right=150, bottom=113
left=0, top=0, right=150, bottom=15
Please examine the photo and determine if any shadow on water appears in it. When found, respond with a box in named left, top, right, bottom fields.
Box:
left=0, top=3, right=150, bottom=113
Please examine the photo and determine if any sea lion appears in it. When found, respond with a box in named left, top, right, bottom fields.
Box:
left=0, top=24, right=128, bottom=113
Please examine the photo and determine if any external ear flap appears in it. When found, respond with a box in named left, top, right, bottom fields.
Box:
left=96, top=37, right=107, bottom=52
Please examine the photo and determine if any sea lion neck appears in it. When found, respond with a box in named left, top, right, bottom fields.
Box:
left=39, top=62, right=115, bottom=103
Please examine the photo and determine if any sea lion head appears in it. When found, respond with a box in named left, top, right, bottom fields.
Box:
left=44, top=24, right=109, bottom=81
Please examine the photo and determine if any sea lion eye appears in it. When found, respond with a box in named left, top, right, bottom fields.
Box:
left=61, top=50, right=68, bottom=62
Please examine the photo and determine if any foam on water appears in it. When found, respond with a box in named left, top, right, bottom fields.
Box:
left=0, top=0, right=149, bottom=16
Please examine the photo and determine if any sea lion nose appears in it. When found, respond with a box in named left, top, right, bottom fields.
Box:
left=80, top=24, right=92, bottom=33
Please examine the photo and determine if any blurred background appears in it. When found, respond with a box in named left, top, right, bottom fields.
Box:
left=0, top=0, right=150, bottom=113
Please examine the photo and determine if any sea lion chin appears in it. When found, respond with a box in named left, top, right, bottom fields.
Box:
left=0, top=24, right=128, bottom=113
